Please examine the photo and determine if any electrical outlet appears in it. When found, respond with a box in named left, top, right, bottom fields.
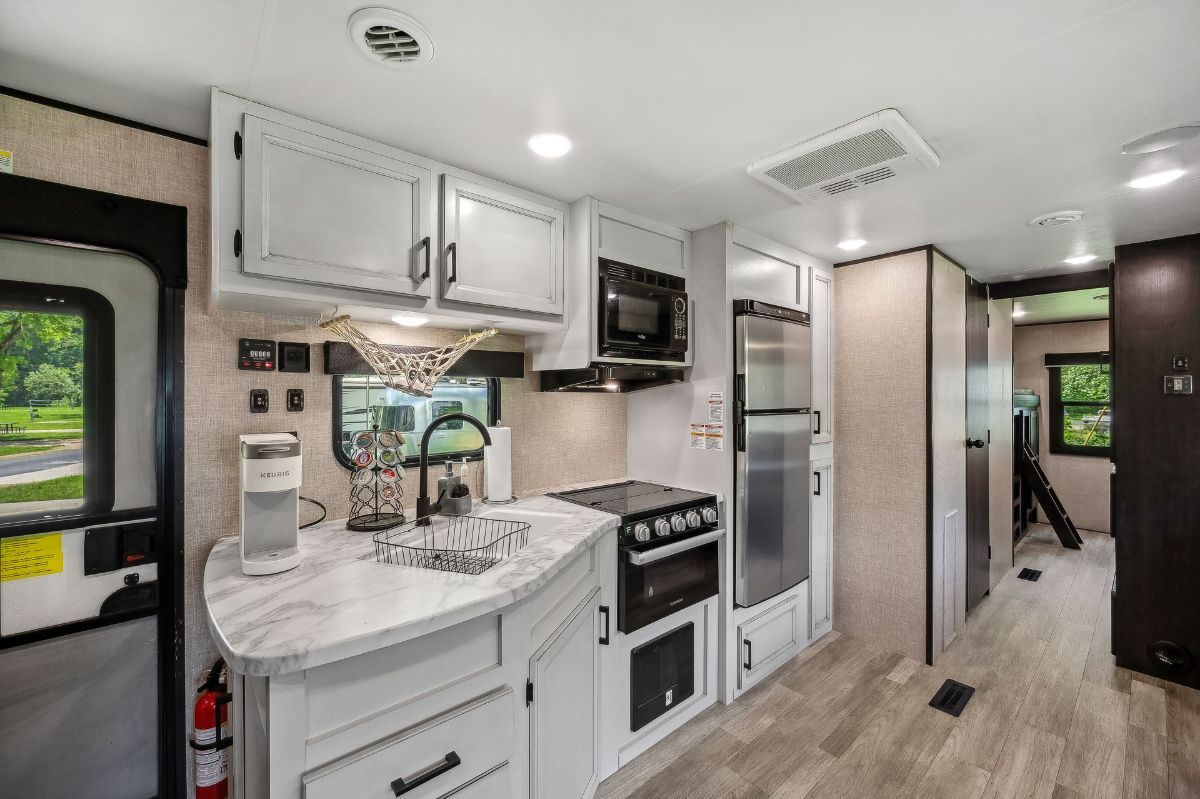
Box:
left=287, top=388, right=304, bottom=412
left=250, top=389, right=269, bottom=413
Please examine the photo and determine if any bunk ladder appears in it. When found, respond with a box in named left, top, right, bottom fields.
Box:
left=1020, top=442, right=1083, bottom=549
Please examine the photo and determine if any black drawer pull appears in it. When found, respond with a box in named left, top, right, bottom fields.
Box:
left=814, top=470, right=822, bottom=496
left=599, top=604, right=610, bottom=645
left=447, top=242, right=458, bottom=284
left=743, top=639, right=753, bottom=671
left=416, top=236, right=431, bottom=282
left=813, top=410, right=821, bottom=435
left=390, top=751, right=461, bottom=796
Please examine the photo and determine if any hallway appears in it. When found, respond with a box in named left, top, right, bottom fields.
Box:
left=598, top=526, right=1200, bottom=799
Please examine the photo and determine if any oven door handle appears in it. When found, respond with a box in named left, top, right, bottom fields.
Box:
left=626, top=529, right=724, bottom=566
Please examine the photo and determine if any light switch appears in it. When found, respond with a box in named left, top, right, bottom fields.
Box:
left=1164, top=375, right=1193, bottom=395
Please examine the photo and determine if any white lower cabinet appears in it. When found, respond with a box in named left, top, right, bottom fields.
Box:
left=810, top=459, right=833, bottom=639
left=528, top=587, right=602, bottom=799
left=737, top=590, right=807, bottom=692
left=302, top=688, right=513, bottom=799
left=445, top=764, right=511, bottom=798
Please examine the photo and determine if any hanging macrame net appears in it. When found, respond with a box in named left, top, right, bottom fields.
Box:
left=318, top=314, right=497, bottom=398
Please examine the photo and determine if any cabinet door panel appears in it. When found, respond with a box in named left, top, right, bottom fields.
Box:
left=811, top=270, right=833, bottom=443
left=529, top=587, right=599, bottom=799
left=242, top=114, right=432, bottom=297
left=810, top=461, right=832, bottom=637
left=442, top=176, right=564, bottom=315
left=737, top=592, right=805, bottom=691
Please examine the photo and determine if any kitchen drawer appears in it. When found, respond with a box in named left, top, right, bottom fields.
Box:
left=302, top=688, right=513, bottom=799
left=445, top=763, right=510, bottom=798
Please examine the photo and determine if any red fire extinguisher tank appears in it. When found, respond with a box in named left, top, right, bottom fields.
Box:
left=191, top=658, right=232, bottom=799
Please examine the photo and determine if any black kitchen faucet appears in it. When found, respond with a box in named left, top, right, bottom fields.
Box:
left=415, top=412, right=492, bottom=523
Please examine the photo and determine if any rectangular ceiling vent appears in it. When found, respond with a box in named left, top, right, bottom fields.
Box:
left=747, top=109, right=939, bottom=205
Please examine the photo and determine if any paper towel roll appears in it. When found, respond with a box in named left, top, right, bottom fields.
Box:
left=484, top=424, right=513, bottom=502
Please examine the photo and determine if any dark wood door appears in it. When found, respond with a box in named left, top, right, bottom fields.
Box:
left=965, top=276, right=990, bottom=611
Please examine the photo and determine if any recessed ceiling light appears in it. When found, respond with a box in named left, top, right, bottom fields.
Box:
left=837, top=239, right=867, bottom=251
left=528, top=133, right=572, bottom=158
left=1128, top=169, right=1185, bottom=189
left=1028, top=210, right=1085, bottom=228
left=1121, top=124, right=1200, bottom=155
left=391, top=313, right=428, bottom=327
left=1064, top=254, right=1097, bottom=265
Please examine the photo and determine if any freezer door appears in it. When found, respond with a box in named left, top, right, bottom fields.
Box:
left=735, top=412, right=812, bottom=607
left=736, top=313, right=811, bottom=411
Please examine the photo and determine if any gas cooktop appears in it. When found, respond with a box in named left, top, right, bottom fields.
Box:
left=548, top=480, right=713, bottom=520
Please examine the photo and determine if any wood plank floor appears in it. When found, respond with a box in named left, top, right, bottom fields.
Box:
left=597, top=526, right=1200, bottom=799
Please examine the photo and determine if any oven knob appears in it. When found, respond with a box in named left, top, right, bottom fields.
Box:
left=701, top=506, right=718, bottom=525
left=685, top=510, right=701, bottom=528
left=654, top=518, right=672, bottom=537
left=632, top=522, right=651, bottom=542
left=670, top=514, right=687, bottom=532
left=674, top=297, right=686, bottom=314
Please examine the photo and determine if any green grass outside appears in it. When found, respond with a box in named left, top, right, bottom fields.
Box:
left=0, top=406, right=83, bottom=430
left=0, top=474, right=83, bottom=504
left=0, top=444, right=58, bottom=458
left=0, top=431, right=81, bottom=443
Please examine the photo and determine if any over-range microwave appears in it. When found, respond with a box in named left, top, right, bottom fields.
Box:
left=598, top=259, right=688, bottom=363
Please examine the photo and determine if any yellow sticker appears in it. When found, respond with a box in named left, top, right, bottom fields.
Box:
left=0, top=149, right=12, bottom=174
left=0, top=533, right=63, bottom=581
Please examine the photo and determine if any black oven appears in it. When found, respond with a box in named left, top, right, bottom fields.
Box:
left=599, top=259, right=688, bottom=362
left=619, top=527, right=720, bottom=634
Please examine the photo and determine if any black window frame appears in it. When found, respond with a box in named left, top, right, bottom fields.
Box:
left=1047, top=351, right=1111, bottom=458
left=0, top=278, right=116, bottom=521
left=331, top=375, right=500, bottom=470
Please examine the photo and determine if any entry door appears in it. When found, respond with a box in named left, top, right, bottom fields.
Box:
left=965, top=276, right=991, bottom=611
left=0, top=239, right=163, bottom=798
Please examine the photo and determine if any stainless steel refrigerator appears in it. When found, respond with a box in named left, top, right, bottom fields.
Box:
left=733, top=300, right=812, bottom=607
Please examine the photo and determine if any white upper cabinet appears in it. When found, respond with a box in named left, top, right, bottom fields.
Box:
left=440, top=176, right=565, bottom=316
left=811, top=268, right=833, bottom=443
left=210, top=89, right=567, bottom=330
left=726, top=228, right=811, bottom=313
left=597, top=211, right=686, bottom=277
left=241, top=114, right=434, bottom=297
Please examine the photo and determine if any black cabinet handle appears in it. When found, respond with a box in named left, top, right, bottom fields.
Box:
left=447, top=242, right=458, bottom=284
left=813, top=410, right=821, bottom=435
left=390, top=751, right=461, bottom=796
left=743, top=639, right=753, bottom=670
left=813, top=470, right=822, bottom=496
left=416, top=236, right=431, bottom=282
left=599, top=605, right=610, bottom=645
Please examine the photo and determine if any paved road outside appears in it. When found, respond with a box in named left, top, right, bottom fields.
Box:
left=0, top=447, right=83, bottom=480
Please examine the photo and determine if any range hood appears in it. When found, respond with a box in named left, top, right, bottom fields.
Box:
left=539, top=364, right=686, bottom=393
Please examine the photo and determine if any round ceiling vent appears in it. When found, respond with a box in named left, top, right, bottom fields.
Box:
left=349, top=8, right=434, bottom=69
left=1027, top=210, right=1085, bottom=228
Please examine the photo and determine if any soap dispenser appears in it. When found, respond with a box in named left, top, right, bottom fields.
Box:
left=437, top=460, right=461, bottom=508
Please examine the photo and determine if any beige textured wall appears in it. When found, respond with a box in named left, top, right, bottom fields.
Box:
left=1013, top=320, right=1110, bottom=533
left=1, top=94, right=627, bottom=780
left=833, top=250, right=928, bottom=663
left=988, top=298, right=1015, bottom=586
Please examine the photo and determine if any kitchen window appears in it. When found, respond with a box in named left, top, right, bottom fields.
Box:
left=333, top=375, right=498, bottom=468
left=1047, top=352, right=1111, bottom=457
left=0, top=281, right=115, bottom=522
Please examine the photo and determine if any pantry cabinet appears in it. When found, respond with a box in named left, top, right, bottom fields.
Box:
left=811, top=267, right=833, bottom=443
left=210, top=89, right=567, bottom=330
left=441, top=175, right=565, bottom=315
left=240, top=114, right=435, bottom=298
left=810, top=458, right=833, bottom=639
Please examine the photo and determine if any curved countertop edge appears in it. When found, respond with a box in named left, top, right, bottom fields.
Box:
left=204, top=494, right=619, bottom=677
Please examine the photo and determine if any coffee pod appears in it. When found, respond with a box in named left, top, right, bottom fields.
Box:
left=351, top=469, right=375, bottom=486
left=377, top=431, right=401, bottom=449
left=352, top=448, right=375, bottom=469
left=378, top=466, right=401, bottom=484
left=352, top=431, right=376, bottom=451
left=379, top=483, right=398, bottom=502
left=377, top=448, right=400, bottom=467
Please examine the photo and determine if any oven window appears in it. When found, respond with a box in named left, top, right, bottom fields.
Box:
left=333, top=375, right=498, bottom=468
left=618, top=294, right=661, bottom=335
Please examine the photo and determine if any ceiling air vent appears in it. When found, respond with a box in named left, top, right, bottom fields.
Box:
left=747, top=109, right=939, bottom=205
left=1027, top=210, right=1085, bottom=228
left=349, top=8, right=434, bottom=69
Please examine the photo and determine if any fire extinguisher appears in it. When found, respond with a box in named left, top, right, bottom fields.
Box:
left=191, top=657, right=232, bottom=799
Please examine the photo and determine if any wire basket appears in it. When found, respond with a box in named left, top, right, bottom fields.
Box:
left=373, top=515, right=531, bottom=575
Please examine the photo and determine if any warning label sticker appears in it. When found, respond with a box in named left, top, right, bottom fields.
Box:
left=0, top=533, right=64, bottom=581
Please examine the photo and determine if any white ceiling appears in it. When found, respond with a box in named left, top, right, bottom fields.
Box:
left=2, top=0, right=1199, bottom=280
left=1013, top=288, right=1110, bottom=326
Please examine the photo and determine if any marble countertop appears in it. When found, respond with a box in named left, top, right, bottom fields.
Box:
left=203, top=492, right=619, bottom=677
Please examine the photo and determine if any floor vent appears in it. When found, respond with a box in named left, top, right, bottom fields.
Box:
left=929, top=679, right=976, bottom=717
left=1017, top=568, right=1043, bottom=582
left=747, top=109, right=939, bottom=206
